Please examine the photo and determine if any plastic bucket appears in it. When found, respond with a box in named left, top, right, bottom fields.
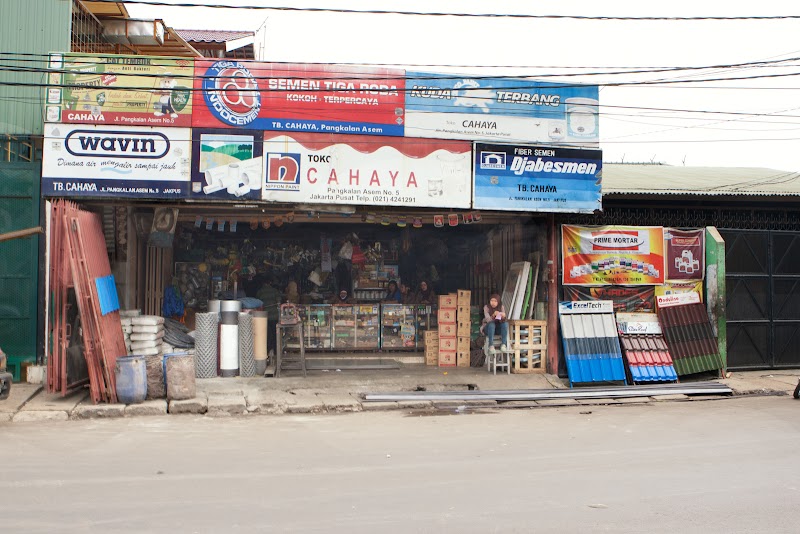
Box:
left=115, top=355, right=147, bottom=404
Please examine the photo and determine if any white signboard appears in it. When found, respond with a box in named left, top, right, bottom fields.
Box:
left=261, top=132, right=472, bottom=208
left=42, top=124, right=191, bottom=198
left=656, top=291, right=702, bottom=308
left=558, top=300, right=615, bottom=315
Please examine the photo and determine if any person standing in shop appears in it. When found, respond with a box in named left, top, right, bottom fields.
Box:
left=383, top=280, right=403, bottom=303
left=482, top=293, right=509, bottom=351
left=329, top=289, right=355, bottom=304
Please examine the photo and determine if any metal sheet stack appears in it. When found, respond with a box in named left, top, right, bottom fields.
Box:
left=558, top=301, right=626, bottom=387
left=129, top=315, right=165, bottom=356
left=238, top=312, right=256, bottom=377
left=194, top=312, right=219, bottom=379
left=656, top=292, right=723, bottom=376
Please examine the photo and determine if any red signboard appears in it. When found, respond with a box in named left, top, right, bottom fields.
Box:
left=192, top=60, right=406, bottom=136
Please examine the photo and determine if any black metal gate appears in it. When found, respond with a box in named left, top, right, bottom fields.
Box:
left=721, top=229, right=800, bottom=369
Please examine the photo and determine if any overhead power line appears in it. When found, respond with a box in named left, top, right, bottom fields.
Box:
left=104, top=0, right=800, bottom=21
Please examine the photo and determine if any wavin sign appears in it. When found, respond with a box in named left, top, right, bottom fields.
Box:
left=64, top=130, right=169, bottom=159
left=203, top=61, right=261, bottom=127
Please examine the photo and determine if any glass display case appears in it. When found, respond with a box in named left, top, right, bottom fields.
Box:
left=355, top=304, right=381, bottom=349
left=332, top=305, right=356, bottom=349
left=381, top=304, right=418, bottom=350
left=303, top=304, right=332, bottom=350
left=281, top=305, right=304, bottom=351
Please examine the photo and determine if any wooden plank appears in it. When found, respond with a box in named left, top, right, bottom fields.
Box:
left=0, top=226, right=42, bottom=242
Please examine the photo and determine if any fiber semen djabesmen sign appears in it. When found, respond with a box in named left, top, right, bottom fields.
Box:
left=473, top=143, right=602, bottom=213
left=42, top=124, right=191, bottom=198
left=261, top=132, right=471, bottom=208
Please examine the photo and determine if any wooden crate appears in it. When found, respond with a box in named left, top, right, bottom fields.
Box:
left=509, top=320, right=547, bottom=374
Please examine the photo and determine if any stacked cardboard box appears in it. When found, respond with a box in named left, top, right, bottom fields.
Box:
left=456, top=290, right=471, bottom=367
left=424, top=331, right=439, bottom=365
left=437, top=294, right=457, bottom=367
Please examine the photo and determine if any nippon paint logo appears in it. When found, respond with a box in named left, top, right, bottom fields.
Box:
left=203, top=61, right=261, bottom=127
left=479, top=151, right=506, bottom=170
left=64, top=130, right=169, bottom=159
left=264, top=152, right=301, bottom=191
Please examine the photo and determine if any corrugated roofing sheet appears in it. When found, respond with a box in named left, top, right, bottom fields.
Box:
left=559, top=312, right=626, bottom=387
left=658, top=303, right=723, bottom=376
left=176, top=29, right=254, bottom=43
left=603, top=164, right=800, bottom=197
left=619, top=334, right=678, bottom=383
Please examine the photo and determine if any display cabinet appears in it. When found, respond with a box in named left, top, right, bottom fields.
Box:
left=332, top=305, right=356, bottom=349
left=381, top=304, right=417, bottom=349
left=303, top=304, right=332, bottom=350
left=355, top=304, right=381, bottom=349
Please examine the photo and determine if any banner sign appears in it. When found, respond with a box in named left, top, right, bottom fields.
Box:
left=190, top=129, right=264, bottom=201
left=261, top=132, right=472, bottom=208
left=42, top=124, right=191, bottom=198
left=563, top=285, right=655, bottom=312
left=665, top=228, right=705, bottom=281
left=562, top=225, right=666, bottom=285
left=615, top=312, right=663, bottom=335
left=655, top=281, right=704, bottom=301
left=558, top=300, right=614, bottom=314
left=45, top=53, right=193, bottom=127
left=405, top=73, right=599, bottom=147
left=656, top=291, right=701, bottom=308
left=192, top=61, right=406, bottom=136
left=473, top=143, right=601, bottom=213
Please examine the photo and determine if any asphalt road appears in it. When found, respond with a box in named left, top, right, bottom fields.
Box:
left=1, top=396, right=799, bottom=533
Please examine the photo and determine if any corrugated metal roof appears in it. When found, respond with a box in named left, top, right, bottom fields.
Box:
left=559, top=311, right=626, bottom=386
left=619, top=334, right=678, bottom=383
left=603, top=164, right=800, bottom=197
left=175, top=29, right=254, bottom=43
left=658, top=303, right=723, bottom=376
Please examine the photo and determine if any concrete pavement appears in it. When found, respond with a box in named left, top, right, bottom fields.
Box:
left=1, top=366, right=798, bottom=423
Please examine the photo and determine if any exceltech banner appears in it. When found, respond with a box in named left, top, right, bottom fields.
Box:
left=261, top=132, right=472, bottom=208
left=45, top=53, right=193, bottom=127
left=42, top=124, right=191, bottom=198
left=473, top=144, right=602, bottom=213
left=192, top=61, right=406, bottom=136
left=405, top=73, right=599, bottom=147
left=562, top=285, right=655, bottom=312
left=562, top=225, right=666, bottom=285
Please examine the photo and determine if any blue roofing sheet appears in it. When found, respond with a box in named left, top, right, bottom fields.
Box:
left=559, top=312, right=626, bottom=387
left=95, top=274, right=120, bottom=316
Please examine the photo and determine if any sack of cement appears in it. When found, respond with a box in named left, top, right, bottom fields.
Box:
left=131, top=339, right=162, bottom=351
left=131, top=315, right=165, bottom=326
left=120, top=309, right=141, bottom=318
left=130, top=330, right=165, bottom=342
left=131, top=324, right=165, bottom=335
left=133, top=346, right=161, bottom=356
left=121, top=317, right=133, bottom=327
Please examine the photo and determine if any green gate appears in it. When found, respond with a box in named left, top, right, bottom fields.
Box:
left=0, top=161, right=41, bottom=380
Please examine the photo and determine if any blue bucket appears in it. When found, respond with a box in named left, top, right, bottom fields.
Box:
left=115, top=355, right=147, bottom=404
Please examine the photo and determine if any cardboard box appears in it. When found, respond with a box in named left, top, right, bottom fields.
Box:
left=456, top=306, right=470, bottom=319
left=437, top=308, right=457, bottom=324
left=457, top=290, right=471, bottom=305
left=439, top=294, right=457, bottom=308
left=438, top=350, right=457, bottom=367
left=439, top=336, right=457, bottom=351
left=457, top=351, right=470, bottom=367
left=439, top=323, right=457, bottom=337
left=457, top=336, right=470, bottom=352
left=425, top=350, right=438, bottom=365
left=457, top=321, right=471, bottom=337
left=424, top=330, right=439, bottom=341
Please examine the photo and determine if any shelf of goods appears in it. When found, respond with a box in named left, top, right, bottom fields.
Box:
left=381, top=304, right=417, bottom=350
left=332, top=304, right=380, bottom=350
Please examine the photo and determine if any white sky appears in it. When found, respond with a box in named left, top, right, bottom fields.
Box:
left=127, top=0, right=800, bottom=172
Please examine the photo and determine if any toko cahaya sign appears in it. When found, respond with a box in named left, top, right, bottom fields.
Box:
left=473, top=143, right=602, bottom=213
left=261, top=133, right=472, bottom=208
left=45, top=53, right=194, bottom=127
left=193, top=61, right=406, bottom=136
left=42, top=124, right=191, bottom=198
left=562, top=225, right=666, bottom=285
left=405, top=73, right=599, bottom=147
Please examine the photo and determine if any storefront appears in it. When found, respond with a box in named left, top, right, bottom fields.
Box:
left=41, top=53, right=602, bottom=379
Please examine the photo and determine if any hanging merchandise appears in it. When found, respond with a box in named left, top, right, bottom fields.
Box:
left=162, top=284, right=185, bottom=319
left=338, top=241, right=354, bottom=260
left=194, top=216, right=202, bottom=228
left=473, top=211, right=482, bottom=222
left=249, top=220, right=258, bottom=230
left=149, top=207, right=179, bottom=248
left=463, top=212, right=474, bottom=224
left=274, top=215, right=284, bottom=227
left=397, top=216, right=407, bottom=228
left=286, top=212, right=295, bottom=223
left=434, top=215, right=444, bottom=227
left=351, top=243, right=366, bottom=266
left=230, top=220, right=237, bottom=232
left=205, top=219, right=213, bottom=231
left=217, top=220, right=226, bottom=232
left=366, top=213, right=376, bottom=224
left=413, top=217, right=423, bottom=228
left=321, top=237, right=333, bottom=272
left=262, top=220, right=270, bottom=230
left=381, top=215, right=391, bottom=226
left=448, top=214, right=459, bottom=227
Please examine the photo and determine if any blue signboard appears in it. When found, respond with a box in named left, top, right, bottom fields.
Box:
left=473, top=143, right=602, bottom=213
left=405, top=73, right=599, bottom=147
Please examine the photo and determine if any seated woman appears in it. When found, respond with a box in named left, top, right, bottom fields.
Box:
left=413, top=280, right=436, bottom=305
left=383, top=280, right=403, bottom=303
left=482, top=293, right=509, bottom=351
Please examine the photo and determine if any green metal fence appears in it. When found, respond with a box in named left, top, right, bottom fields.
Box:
left=0, top=161, right=41, bottom=380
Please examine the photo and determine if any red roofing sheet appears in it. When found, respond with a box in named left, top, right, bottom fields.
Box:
left=175, top=29, right=254, bottom=43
